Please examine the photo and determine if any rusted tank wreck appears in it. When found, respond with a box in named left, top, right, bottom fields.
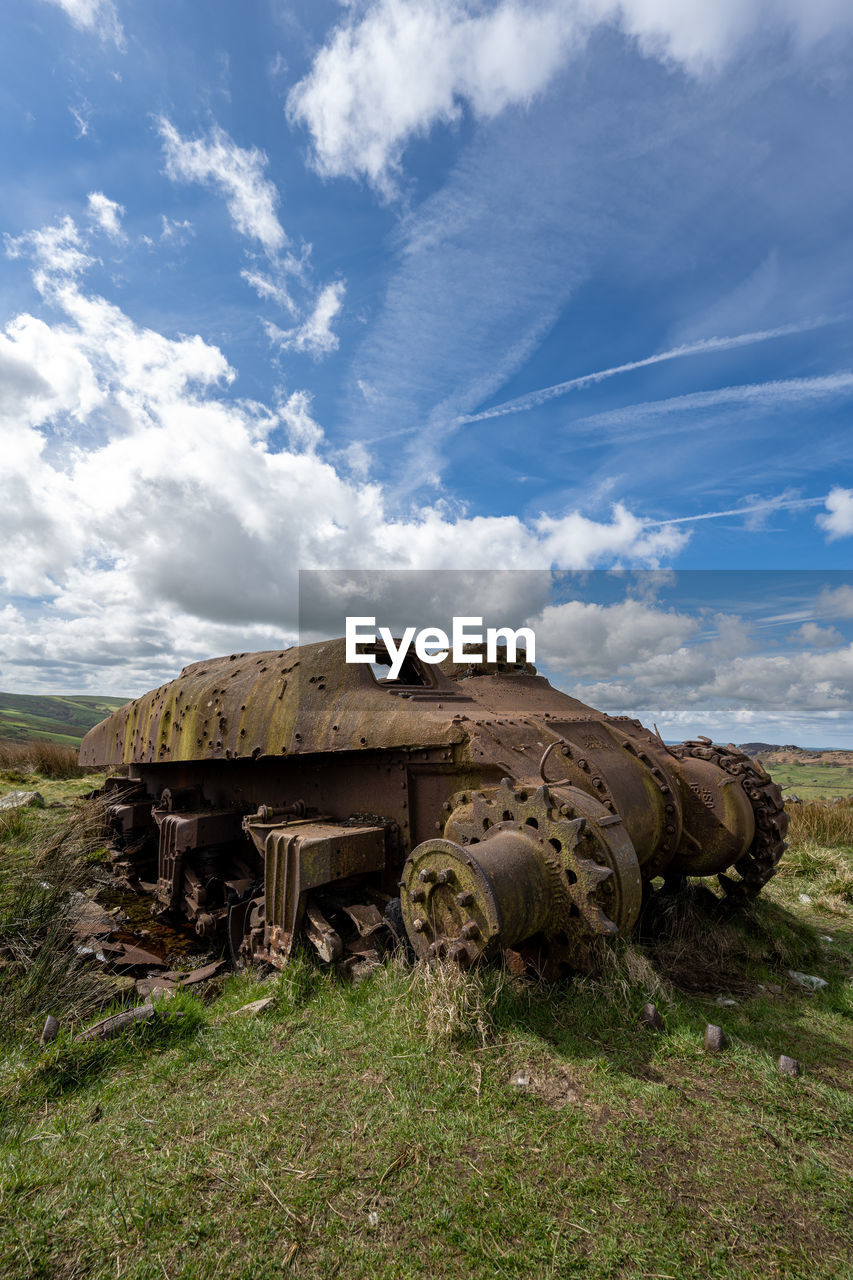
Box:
left=80, top=639, right=787, bottom=975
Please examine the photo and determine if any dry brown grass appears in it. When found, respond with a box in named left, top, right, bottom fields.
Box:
left=586, top=937, right=676, bottom=1004
left=777, top=842, right=853, bottom=914
left=0, top=738, right=84, bottom=780
left=787, top=799, right=853, bottom=849
left=408, top=959, right=504, bottom=1047
left=0, top=797, right=110, bottom=1039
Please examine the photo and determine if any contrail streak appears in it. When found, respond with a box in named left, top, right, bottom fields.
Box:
left=647, top=495, right=827, bottom=527
left=459, top=318, right=837, bottom=425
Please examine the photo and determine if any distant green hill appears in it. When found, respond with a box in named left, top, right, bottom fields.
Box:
left=0, top=692, right=130, bottom=747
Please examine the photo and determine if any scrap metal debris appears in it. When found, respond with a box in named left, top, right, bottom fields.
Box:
left=787, top=970, right=829, bottom=991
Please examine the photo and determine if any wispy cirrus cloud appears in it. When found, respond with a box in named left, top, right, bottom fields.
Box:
left=265, top=280, right=346, bottom=357
left=40, top=0, right=124, bottom=48
left=86, top=191, right=125, bottom=241
left=158, top=118, right=346, bottom=357
left=5, top=215, right=94, bottom=282
left=241, top=268, right=297, bottom=316
left=158, top=119, right=286, bottom=255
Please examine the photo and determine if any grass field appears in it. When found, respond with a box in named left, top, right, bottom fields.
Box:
left=0, top=777, right=851, bottom=1280
left=762, top=761, right=853, bottom=801
left=0, top=693, right=129, bottom=747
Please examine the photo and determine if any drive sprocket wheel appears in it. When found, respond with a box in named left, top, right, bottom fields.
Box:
left=672, top=739, right=788, bottom=905
left=432, top=778, right=642, bottom=970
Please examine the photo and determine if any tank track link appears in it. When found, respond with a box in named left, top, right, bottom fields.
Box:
left=672, top=738, right=788, bottom=905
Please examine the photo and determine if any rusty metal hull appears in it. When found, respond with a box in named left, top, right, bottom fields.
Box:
left=81, top=640, right=787, bottom=973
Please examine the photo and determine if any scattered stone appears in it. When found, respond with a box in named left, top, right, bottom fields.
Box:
left=778, top=1055, right=801, bottom=1077
left=639, top=1002, right=665, bottom=1030
left=366, top=1211, right=380, bottom=1230
left=0, top=790, right=44, bottom=810
left=782, top=793, right=802, bottom=804
left=40, top=1015, right=59, bottom=1046
left=228, top=996, right=274, bottom=1017
left=798, top=893, right=812, bottom=905
left=820, top=935, right=834, bottom=943
left=787, top=970, right=829, bottom=991
left=510, top=1073, right=531, bottom=1089
left=766, top=983, right=783, bottom=995
left=715, top=996, right=738, bottom=1007
left=704, top=1024, right=728, bottom=1052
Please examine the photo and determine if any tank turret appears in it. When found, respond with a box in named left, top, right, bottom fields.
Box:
left=81, top=638, right=787, bottom=975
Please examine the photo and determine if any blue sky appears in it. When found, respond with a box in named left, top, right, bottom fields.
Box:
left=1, top=0, right=852, bottom=743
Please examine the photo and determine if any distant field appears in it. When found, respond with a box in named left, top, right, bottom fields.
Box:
left=763, top=760, right=853, bottom=800
left=0, top=692, right=129, bottom=747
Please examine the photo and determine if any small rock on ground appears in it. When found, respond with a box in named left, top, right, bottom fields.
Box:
left=704, top=1024, right=728, bottom=1052
left=639, top=1002, right=665, bottom=1030
left=0, top=790, right=44, bottom=810
left=228, top=996, right=274, bottom=1017
left=778, top=1055, right=801, bottom=1077
left=39, top=1015, right=59, bottom=1046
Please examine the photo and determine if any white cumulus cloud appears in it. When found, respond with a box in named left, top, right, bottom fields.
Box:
left=817, top=486, right=853, bottom=540
left=817, top=584, right=853, bottom=618
left=0, top=212, right=687, bottom=691
left=791, top=622, right=843, bottom=648
left=287, top=0, right=582, bottom=193
left=534, top=598, right=699, bottom=677
left=288, top=0, right=853, bottom=192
